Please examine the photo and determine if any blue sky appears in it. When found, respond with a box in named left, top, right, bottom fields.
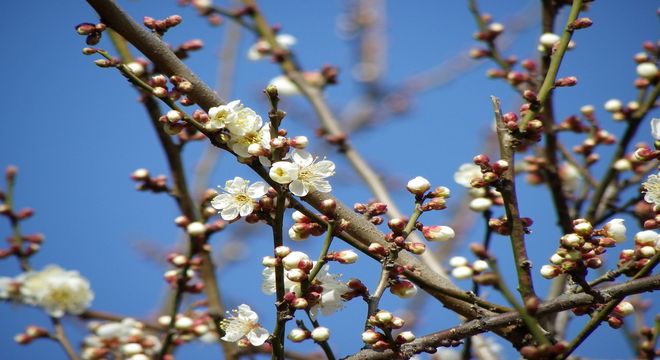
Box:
left=1, top=1, right=658, bottom=359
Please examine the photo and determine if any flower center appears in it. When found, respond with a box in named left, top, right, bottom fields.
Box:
left=234, top=193, right=251, bottom=204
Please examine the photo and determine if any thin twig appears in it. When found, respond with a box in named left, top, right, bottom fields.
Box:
left=50, top=317, right=81, bottom=360
left=491, top=96, right=537, bottom=301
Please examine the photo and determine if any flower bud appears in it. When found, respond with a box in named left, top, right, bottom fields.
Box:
left=569, top=17, right=593, bottom=30
left=451, top=266, right=474, bottom=279
left=368, top=242, right=389, bottom=257
left=186, top=222, right=206, bottom=237
left=449, top=256, right=468, bottom=267
left=282, top=251, right=310, bottom=270
left=405, top=242, right=426, bottom=255
left=396, top=331, right=416, bottom=344
left=389, top=280, right=417, bottom=298
left=335, top=250, right=358, bottom=264
left=540, top=264, right=560, bottom=279
left=539, top=32, right=560, bottom=48
left=175, top=316, right=193, bottom=330
left=472, top=260, right=489, bottom=272
left=604, top=99, right=622, bottom=112
left=637, top=62, right=658, bottom=79
left=375, top=310, right=393, bottom=324
left=573, top=221, right=593, bottom=236
left=614, top=301, right=634, bottom=317
left=560, top=233, right=583, bottom=248
left=422, top=225, right=455, bottom=241
left=262, top=256, right=278, bottom=267
left=406, top=176, right=431, bottom=195
left=310, top=327, right=330, bottom=342
left=122, top=343, right=144, bottom=356
left=274, top=246, right=291, bottom=258
left=604, top=219, right=626, bottom=243
left=288, top=328, right=308, bottom=343
left=361, top=329, right=381, bottom=344
left=469, top=197, right=493, bottom=212
left=286, top=268, right=307, bottom=282
left=291, top=297, right=308, bottom=309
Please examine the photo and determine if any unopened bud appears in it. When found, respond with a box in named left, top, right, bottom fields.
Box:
left=310, top=327, right=330, bottom=342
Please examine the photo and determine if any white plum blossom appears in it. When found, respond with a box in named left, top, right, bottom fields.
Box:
left=262, top=263, right=350, bottom=320
left=307, top=265, right=351, bottom=320
left=642, top=173, right=660, bottom=207
left=211, top=177, right=268, bottom=220
left=19, top=265, right=93, bottom=317
left=229, top=121, right=271, bottom=158
left=651, top=118, right=660, bottom=140
left=454, top=163, right=482, bottom=188
left=269, top=160, right=299, bottom=184
left=220, top=304, right=269, bottom=346
left=248, top=34, right=297, bottom=60
left=226, top=105, right=264, bottom=137
left=270, top=150, right=335, bottom=197
left=206, top=100, right=242, bottom=131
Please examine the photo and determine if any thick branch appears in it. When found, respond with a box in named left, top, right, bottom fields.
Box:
left=344, top=274, right=660, bottom=360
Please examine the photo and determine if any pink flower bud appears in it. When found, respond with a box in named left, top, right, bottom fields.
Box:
left=389, top=280, right=417, bottom=298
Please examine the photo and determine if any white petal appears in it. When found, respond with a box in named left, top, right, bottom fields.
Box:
left=289, top=180, right=308, bottom=197
left=221, top=330, right=244, bottom=342
left=248, top=327, right=270, bottom=346
left=238, top=304, right=259, bottom=322
left=652, top=118, right=660, bottom=140
left=291, top=150, right=314, bottom=167
left=239, top=202, right=254, bottom=217
left=211, top=194, right=233, bottom=209
left=247, top=182, right=268, bottom=198
left=312, top=160, right=335, bottom=177
left=311, top=179, right=332, bottom=193
left=221, top=206, right=240, bottom=220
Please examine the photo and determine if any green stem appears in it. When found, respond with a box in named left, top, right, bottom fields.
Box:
left=308, top=221, right=335, bottom=284
left=518, top=0, right=583, bottom=131
left=491, top=96, right=537, bottom=301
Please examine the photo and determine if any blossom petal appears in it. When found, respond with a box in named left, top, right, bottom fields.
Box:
left=248, top=327, right=270, bottom=346
left=311, top=179, right=332, bottom=193
left=221, top=206, right=240, bottom=220
left=238, top=304, right=259, bottom=322
left=211, top=194, right=234, bottom=209
left=311, top=160, right=335, bottom=177
left=238, top=202, right=254, bottom=217
left=291, top=150, right=314, bottom=167
left=289, top=180, right=308, bottom=197
left=247, top=182, right=268, bottom=198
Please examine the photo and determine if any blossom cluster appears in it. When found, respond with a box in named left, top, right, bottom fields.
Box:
left=81, top=318, right=161, bottom=360
left=0, top=265, right=93, bottom=318
left=454, top=160, right=503, bottom=212
left=362, top=309, right=415, bottom=351
left=261, top=249, right=354, bottom=320
left=540, top=218, right=626, bottom=279
left=617, top=230, right=660, bottom=276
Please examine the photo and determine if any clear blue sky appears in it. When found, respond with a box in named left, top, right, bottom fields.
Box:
left=1, top=1, right=658, bottom=359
